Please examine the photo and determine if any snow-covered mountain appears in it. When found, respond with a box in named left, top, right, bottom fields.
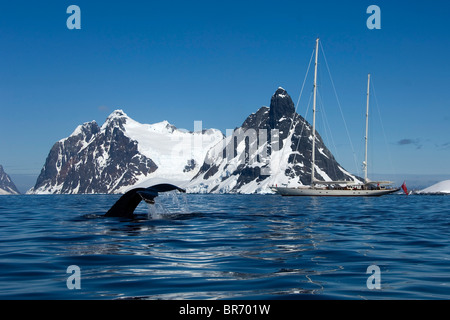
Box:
left=187, top=87, right=359, bottom=193
left=30, top=87, right=359, bottom=194
left=0, top=165, right=20, bottom=195
left=418, top=180, right=450, bottom=194
left=28, top=110, right=224, bottom=194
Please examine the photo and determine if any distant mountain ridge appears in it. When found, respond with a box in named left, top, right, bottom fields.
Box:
left=29, top=88, right=359, bottom=194
left=0, top=165, right=20, bottom=195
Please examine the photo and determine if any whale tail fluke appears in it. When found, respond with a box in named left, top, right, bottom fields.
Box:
left=105, top=184, right=186, bottom=218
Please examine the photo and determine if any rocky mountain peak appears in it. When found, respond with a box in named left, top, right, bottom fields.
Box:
left=0, top=165, right=20, bottom=195
left=269, top=87, right=295, bottom=129
left=108, top=109, right=128, bottom=119
left=29, top=110, right=158, bottom=194
left=101, top=109, right=128, bottom=132
left=275, top=87, right=288, bottom=96
left=68, top=121, right=100, bottom=142
left=188, top=87, right=358, bottom=193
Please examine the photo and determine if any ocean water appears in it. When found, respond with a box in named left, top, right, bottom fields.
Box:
left=0, top=193, right=449, bottom=300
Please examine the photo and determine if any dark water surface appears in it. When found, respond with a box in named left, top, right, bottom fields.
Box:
left=0, top=194, right=449, bottom=299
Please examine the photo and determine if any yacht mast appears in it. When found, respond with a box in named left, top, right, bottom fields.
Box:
left=311, top=38, right=319, bottom=186
left=364, top=73, right=371, bottom=184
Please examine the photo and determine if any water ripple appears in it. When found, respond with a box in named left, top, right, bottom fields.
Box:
left=0, top=194, right=449, bottom=299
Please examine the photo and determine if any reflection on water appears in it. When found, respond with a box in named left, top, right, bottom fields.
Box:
left=0, top=194, right=449, bottom=299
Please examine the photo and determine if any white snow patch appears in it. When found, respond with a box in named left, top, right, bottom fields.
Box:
left=318, top=148, right=328, bottom=158
left=121, top=114, right=224, bottom=182
left=337, top=166, right=361, bottom=183
left=0, top=188, right=17, bottom=195
left=419, top=180, right=450, bottom=194
left=314, top=165, right=332, bottom=182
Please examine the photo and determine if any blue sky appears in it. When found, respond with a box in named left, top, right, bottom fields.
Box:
left=1, top=0, right=450, bottom=187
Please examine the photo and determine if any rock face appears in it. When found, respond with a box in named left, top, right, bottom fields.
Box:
left=29, top=112, right=158, bottom=194
left=0, top=165, right=20, bottom=195
left=29, top=110, right=224, bottom=194
left=187, top=87, right=359, bottom=193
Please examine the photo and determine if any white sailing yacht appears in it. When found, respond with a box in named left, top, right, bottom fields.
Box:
left=273, top=38, right=400, bottom=197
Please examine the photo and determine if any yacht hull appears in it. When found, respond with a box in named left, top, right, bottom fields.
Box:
left=272, top=187, right=400, bottom=197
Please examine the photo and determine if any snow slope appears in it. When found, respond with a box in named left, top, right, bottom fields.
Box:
left=419, top=180, right=450, bottom=194
left=122, top=113, right=224, bottom=185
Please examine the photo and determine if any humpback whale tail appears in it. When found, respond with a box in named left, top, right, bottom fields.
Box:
left=105, top=184, right=186, bottom=218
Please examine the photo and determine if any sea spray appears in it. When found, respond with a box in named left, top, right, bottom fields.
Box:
left=146, top=190, right=189, bottom=219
